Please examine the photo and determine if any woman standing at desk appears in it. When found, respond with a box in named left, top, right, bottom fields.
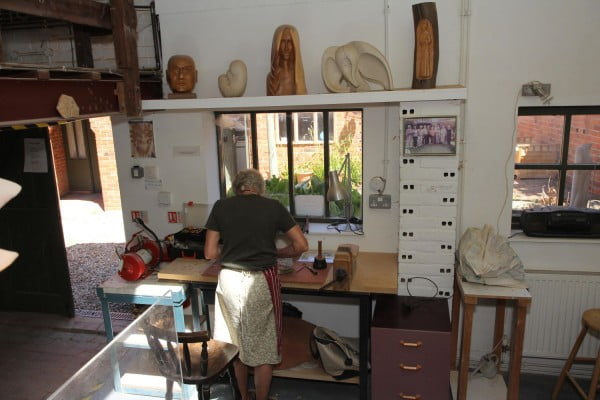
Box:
left=204, top=169, right=308, bottom=400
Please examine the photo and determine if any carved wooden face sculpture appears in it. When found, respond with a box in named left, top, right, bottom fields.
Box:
left=167, top=55, right=198, bottom=93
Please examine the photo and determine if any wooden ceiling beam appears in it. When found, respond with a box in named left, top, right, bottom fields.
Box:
left=0, top=0, right=112, bottom=30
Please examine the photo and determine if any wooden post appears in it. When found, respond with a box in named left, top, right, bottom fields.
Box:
left=110, top=0, right=141, bottom=117
left=412, top=2, right=439, bottom=89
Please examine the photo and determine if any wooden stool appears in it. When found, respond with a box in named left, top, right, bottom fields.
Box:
left=552, top=308, right=600, bottom=399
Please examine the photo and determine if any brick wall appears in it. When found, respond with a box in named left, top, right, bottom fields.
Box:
left=89, top=117, right=122, bottom=211
left=517, top=114, right=600, bottom=199
left=255, top=111, right=363, bottom=184
left=48, top=125, right=69, bottom=196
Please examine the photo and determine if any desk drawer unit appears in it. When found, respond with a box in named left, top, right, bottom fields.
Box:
left=371, top=295, right=451, bottom=400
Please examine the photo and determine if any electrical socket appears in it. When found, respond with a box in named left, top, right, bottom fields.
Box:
left=369, top=194, right=391, bottom=209
left=522, top=82, right=551, bottom=97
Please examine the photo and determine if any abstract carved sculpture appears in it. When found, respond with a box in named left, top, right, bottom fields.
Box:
left=412, top=2, right=439, bottom=89
left=321, top=41, right=393, bottom=93
left=267, top=25, right=307, bottom=96
left=218, top=60, right=247, bottom=97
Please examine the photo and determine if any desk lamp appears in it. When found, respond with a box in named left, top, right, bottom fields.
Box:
left=327, top=153, right=352, bottom=231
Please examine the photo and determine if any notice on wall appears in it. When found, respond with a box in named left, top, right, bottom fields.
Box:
left=23, top=138, right=48, bottom=173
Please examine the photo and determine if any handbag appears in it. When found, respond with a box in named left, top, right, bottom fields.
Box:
left=310, top=326, right=360, bottom=380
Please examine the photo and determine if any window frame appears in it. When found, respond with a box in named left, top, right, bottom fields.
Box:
left=215, top=109, right=363, bottom=223
left=513, top=105, right=600, bottom=228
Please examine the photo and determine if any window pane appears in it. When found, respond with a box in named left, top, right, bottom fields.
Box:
left=564, top=170, right=600, bottom=208
left=513, top=169, right=560, bottom=210
left=256, top=113, right=290, bottom=208
left=568, top=115, right=600, bottom=164
left=66, top=123, right=78, bottom=159
left=293, top=112, right=325, bottom=216
left=216, top=114, right=252, bottom=196
left=329, top=111, right=363, bottom=218
left=515, top=115, right=564, bottom=164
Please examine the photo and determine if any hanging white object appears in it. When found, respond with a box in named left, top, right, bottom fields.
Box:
left=0, top=178, right=22, bottom=271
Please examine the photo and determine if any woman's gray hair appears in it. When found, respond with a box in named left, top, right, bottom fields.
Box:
left=233, top=169, right=265, bottom=195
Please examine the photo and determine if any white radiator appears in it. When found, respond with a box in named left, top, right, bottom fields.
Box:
left=523, top=272, right=600, bottom=360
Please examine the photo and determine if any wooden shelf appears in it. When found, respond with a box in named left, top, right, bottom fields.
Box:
left=142, top=85, right=467, bottom=112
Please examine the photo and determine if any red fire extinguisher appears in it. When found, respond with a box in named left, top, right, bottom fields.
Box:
left=117, top=218, right=166, bottom=281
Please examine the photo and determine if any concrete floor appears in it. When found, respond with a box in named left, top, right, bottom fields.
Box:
left=0, top=310, right=596, bottom=400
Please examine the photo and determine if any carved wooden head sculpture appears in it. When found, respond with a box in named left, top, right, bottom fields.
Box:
left=166, top=55, right=198, bottom=93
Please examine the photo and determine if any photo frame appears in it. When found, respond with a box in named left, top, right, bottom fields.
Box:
left=403, top=116, right=457, bottom=155
left=129, top=120, right=156, bottom=158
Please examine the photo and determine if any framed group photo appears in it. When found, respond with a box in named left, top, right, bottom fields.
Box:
left=403, top=116, right=457, bottom=155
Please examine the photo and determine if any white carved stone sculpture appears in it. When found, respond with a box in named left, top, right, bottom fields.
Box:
left=321, top=41, right=393, bottom=93
left=218, top=60, right=248, bottom=97
left=0, top=178, right=21, bottom=272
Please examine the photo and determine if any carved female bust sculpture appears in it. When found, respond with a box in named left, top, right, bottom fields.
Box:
left=166, top=55, right=198, bottom=95
left=266, top=25, right=307, bottom=96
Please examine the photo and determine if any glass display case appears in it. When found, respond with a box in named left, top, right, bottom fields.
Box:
left=48, top=292, right=190, bottom=399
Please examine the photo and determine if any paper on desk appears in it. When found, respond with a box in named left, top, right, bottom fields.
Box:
left=297, top=250, right=334, bottom=263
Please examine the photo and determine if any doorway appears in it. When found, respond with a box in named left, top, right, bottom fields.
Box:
left=50, top=117, right=133, bottom=319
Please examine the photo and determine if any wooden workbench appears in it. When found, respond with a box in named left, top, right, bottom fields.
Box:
left=157, top=252, right=398, bottom=400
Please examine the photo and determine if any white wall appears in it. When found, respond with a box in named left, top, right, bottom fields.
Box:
left=112, top=0, right=600, bottom=347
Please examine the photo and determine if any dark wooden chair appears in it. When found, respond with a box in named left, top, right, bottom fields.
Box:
left=144, top=320, right=241, bottom=400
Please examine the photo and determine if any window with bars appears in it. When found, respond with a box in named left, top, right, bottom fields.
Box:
left=512, top=106, right=600, bottom=228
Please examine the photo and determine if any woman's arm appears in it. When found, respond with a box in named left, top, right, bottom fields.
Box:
left=276, top=225, right=308, bottom=258
left=204, top=229, right=221, bottom=260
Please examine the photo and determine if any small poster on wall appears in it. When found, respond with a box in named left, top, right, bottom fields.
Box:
left=129, top=120, right=156, bottom=158
left=403, top=116, right=457, bottom=155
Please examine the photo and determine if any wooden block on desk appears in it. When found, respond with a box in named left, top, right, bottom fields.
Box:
left=333, top=249, right=352, bottom=291
left=157, top=258, right=212, bottom=281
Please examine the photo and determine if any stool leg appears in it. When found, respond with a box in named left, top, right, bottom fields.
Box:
left=587, top=347, right=600, bottom=399
left=551, top=326, right=588, bottom=400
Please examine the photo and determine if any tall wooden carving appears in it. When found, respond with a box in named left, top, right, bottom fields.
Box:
left=412, top=2, right=439, bottom=89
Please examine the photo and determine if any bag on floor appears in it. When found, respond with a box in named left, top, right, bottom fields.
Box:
left=310, top=326, right=359, bottom=380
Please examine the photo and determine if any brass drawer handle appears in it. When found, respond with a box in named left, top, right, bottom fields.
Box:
left=399, top=363, right=422, bottom=371
left=400, top=340, right=422, bottom=348
left=398, top=393, right=422, bottom=399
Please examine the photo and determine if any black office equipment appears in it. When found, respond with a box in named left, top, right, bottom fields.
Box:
left=520, top=206, right=600, bottom=238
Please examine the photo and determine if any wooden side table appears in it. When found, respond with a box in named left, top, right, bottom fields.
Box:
left=450, top=272, right=531, bottom=400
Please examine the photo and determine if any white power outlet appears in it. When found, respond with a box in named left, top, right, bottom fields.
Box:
left=369, top=194, right=391, bottom=209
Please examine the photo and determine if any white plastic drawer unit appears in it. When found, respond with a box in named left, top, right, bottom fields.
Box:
left=399, top=215, right=457, bottom=229
left=400, top=157, right=459, bottom=181
left=399, top=191, right=458, bottom=207
left=399, top=239, right=455, bottom=254
left=400, top=204, right=458, bottom=219
left=399, top=228, right=456, bottom=242
left=399, top=249, right=455, bottom=265
left=398, top=263, right=454, bottom=277
left=400, top=180, right=458, bottom=194
left=397, top=276, right=454, bottom=298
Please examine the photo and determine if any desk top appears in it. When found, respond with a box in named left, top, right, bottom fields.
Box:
left=100, top=272, right=188, bottom=297
left=157, top=252, right=398, bottom=295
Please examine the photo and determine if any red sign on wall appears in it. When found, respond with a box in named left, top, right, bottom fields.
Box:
left=168, top=211, right=180, bottom=223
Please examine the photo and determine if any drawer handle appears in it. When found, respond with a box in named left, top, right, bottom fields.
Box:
left=398, top=393, right=422, bottom=399
left=399, top=363, right=422, bottom=371
left=400, top=340, right=422, bottom=348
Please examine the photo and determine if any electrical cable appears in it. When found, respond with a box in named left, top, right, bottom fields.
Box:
left=496, top=87, right=522, bottom=233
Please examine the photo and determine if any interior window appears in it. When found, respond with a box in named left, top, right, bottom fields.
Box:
left=215, top=110, right=363, bottom=223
